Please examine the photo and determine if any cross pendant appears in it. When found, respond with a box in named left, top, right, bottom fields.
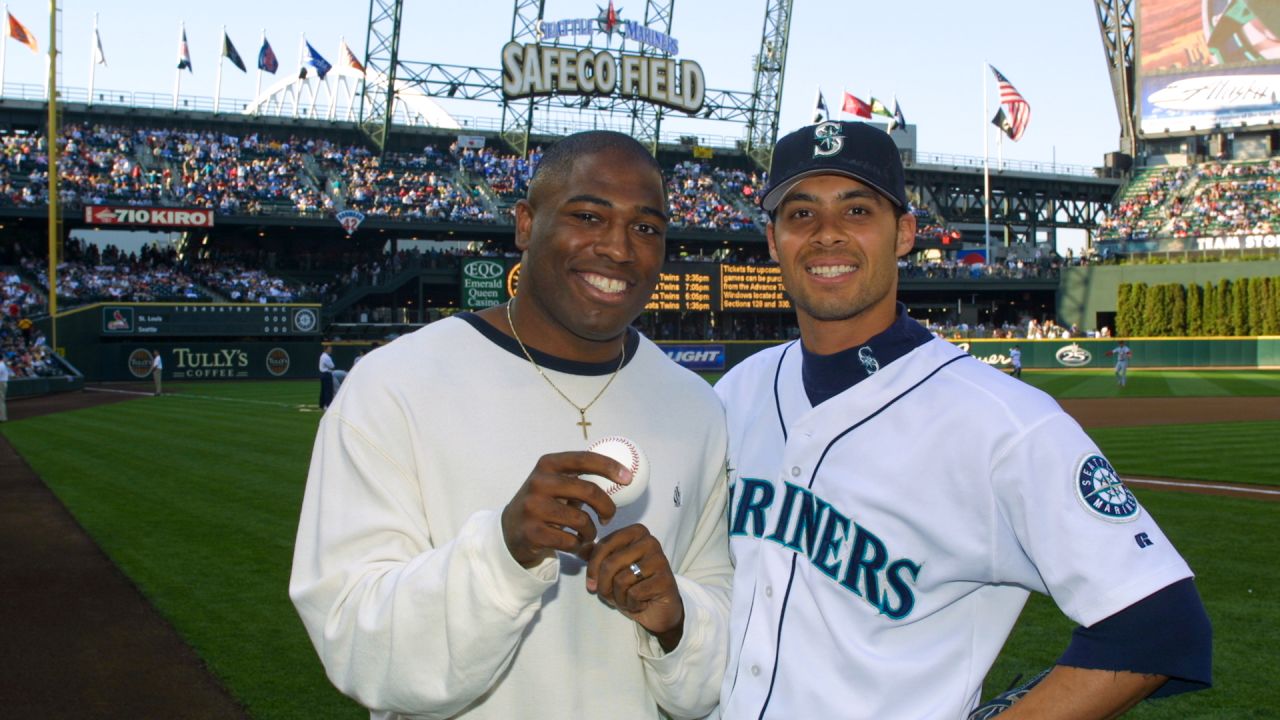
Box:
left=577, top=411, right=591, bottom=440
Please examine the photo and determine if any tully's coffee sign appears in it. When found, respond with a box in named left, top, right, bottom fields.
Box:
left=265, top=347, right=292, bottom=377
left=127, top=349, right=155, bottom=378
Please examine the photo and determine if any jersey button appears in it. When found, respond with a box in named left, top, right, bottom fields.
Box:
left=750, top=665, right=761, bottom=677
left=764, top=585, right=773, bottom=598
left=790, top=466, right=801, bottom=477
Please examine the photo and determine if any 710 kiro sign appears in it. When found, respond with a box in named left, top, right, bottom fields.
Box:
left=84, top=205, right=215, bottom=228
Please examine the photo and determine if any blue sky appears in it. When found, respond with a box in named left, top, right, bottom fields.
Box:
left=1, top=0, right=1121, bottom=169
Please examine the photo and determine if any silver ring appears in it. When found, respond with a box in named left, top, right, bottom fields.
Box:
left=628, top=562, right=644, bottom=579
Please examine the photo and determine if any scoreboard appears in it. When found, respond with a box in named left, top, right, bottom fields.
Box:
left=719, top=264, right=791, bottom=311
left=644, top=262, right=791, bottom=313
left=101, top=304, right=322, bottom=337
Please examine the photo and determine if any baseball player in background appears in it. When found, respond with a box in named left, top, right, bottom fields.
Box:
left=713, top=121, right=1210, bottom=719
left=149, top=350, right=163, bottom=396
left=317, top=344, right=335, bottom=409
left=0, top=355, right=9, bottom=421
left=290, top=132, right=731, bottom=720
left=1009, top=343, right=1022, bottom=379
left=1106, top=339, right=1133, bottom=388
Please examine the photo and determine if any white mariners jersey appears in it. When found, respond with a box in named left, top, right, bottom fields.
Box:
left=714, top=337, right=1192, bottom=719
left=1009, top=348, right=1021, bottom=366
left=1114, top=345, right=1133, bottom=365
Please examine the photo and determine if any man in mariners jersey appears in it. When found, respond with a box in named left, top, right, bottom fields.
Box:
left=713, top=121, right=1211, bottom=719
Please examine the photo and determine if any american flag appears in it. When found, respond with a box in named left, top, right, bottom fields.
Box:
left=990, top=65, right=1029, bottom=141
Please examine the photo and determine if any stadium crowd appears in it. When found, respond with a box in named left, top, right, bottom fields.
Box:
left=1, top=123, right=995, bottom=254
left=1, top=272, right=59, bottom=379
left=12, top=240, right=321, bottom=306
left=1099, top=158, right=1280, bottom=243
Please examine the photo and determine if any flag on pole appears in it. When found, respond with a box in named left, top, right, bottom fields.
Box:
left=93, top=27, right=107, bottom=65
left=258, top=36, right=279, bottom=73
left=841, top=91, right=872, bottom=119
left=869, top=97, right=893, bottom=118
left=989, top=65, right=1030, bottom=141
left=338, top=39, right=365, bottom=73
left=891, top=98, right=907, bottom=132
left=222, top=31, right=247, bottom=71
left=177, top=28, right=192, bottom=71
left=305, top=41, right=332, bottom=80
left=813, top=88, right=829, bottom=124
left=991, top=107, right=1016, bottom=140
left=7, top=12, right=38, bottom=53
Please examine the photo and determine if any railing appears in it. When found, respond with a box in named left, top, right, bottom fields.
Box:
left=910, top=151, right=1097, bottom=177
left=5, top=81, right=1087, bottom=169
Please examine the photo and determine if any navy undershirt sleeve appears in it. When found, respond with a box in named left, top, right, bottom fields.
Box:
left=1058, top=577, right=1212, bottom=698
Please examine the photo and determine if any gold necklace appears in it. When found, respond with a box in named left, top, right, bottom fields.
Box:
left=505, top=299, right=627, bottom=439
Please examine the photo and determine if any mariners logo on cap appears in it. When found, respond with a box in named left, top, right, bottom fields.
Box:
left=1075, top=454, right=1139, bottom=522
left=813, top=121, right=844, bottom=157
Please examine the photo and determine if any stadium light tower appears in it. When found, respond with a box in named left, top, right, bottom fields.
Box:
left=358, top=0, right=403, bottom=153
left=1094, top=0, right=1138, bottom=158
left=746, top=0, right=793, bottom=170
left=498, top=0, right=545, bottom=159
left=627, top=1, right=676, bottom=154
left=359, top=0, right=788, bottom=163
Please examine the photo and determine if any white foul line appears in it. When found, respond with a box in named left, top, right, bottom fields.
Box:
left=1125, top=476, right=1280, bottom=497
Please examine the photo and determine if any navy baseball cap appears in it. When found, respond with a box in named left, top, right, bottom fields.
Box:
left=761, top=121, right=909, bottom=212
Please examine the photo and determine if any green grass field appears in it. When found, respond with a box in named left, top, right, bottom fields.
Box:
left=1019, top=369, right=1280, bottom=399
left=2, top=371, right=1278, bottom=718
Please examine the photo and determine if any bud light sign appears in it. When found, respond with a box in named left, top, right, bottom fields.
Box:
left=662, top=344, right=725, bottom=371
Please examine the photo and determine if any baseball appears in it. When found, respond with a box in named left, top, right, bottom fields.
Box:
left=581, top=435, right=649, bottom=507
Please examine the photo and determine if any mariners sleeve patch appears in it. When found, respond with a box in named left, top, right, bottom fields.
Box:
left=1075, top=454, right=1140, bottom=522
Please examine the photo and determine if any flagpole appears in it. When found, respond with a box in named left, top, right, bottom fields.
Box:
left=173, top=22, right=183, bottom=110
left=330, top=37, right=345, bottom=120
left=998, top=124, right=1004, bottom=170
left=982, top=62, right=991, bottom=266
left=87, top=13, right=97, bottom=105
left=2, top=5, right=9, bottom=98
left=305, top=36, right=321, bottom=118
left=215, top=26, right=225, bottom=114
left=46, top=0, right=59, bottom=352
left=254, top=29, right=264, bottom=111
left=328, top=37, right=341, bottom=121
left=294, top=33, right=304, bottom=118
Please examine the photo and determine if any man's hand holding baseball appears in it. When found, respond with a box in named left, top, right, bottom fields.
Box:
left=586, top=525, right=685, bottom=652
left=500, top=451, right=628, bottom=568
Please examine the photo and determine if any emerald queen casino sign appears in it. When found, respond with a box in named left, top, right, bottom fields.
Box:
left=501, top=1, right=705, bottom=114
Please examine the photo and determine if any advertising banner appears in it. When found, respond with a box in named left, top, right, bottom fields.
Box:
left=1137, top=0, right=1280, bottom=134
left=460, top=258, right=511, bottom=310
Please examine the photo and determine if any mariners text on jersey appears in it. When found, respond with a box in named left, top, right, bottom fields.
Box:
left=730, top=477, right=920, bottom=619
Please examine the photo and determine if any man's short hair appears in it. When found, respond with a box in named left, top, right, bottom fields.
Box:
left=527, top=131, right=663, bottom=205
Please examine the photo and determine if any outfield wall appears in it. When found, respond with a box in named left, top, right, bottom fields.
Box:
left=1057, top=260, right=1280, bottom=332
left=656, top=337, right=1280, bottom=374
left=40, top=302, right=324, bottom=382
